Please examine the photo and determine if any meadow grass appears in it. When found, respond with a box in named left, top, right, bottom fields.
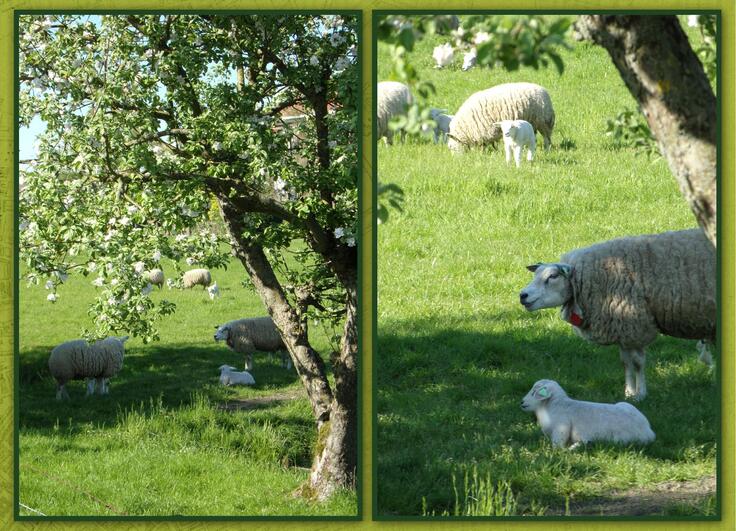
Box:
left=376, top=20, right=717, bottom=517
left=18, top=253, right=356, bottom=516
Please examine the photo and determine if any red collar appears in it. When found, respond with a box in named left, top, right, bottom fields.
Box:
left=568, top=311, right=583, bottom=327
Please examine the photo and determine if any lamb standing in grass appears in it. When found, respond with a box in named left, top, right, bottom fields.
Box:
left=218, top=365, right=256, bottom=386
left=48, top=336, right=129, bottom=400
left=520, top=229, right=716, bottom=400
left=521, top=379, right=656, bottom=448
left=182, top=268, right=212, bottom=289
left=214, top=317, right=291, bottom=371
left=429, top=109, right=453, bottom=144
left=377, top=81, right=413, bottom=145
left=496, top=119, right=536, bottom=167
left=146, top=268, right=164, bottom=289
left=447, top=82, right=555, bottom=152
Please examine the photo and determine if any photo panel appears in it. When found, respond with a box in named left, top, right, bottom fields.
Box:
left=16, top=10, right=360, bottom=518
left=374, top=11, right=719, bottom=518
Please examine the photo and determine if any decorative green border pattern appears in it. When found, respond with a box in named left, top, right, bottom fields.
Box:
left=0, top=0, right=734, bottom=529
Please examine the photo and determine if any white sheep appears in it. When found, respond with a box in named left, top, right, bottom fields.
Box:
left=182, top=268, right=212, bottom=289
left=432, top=43, right=454, bottom=68
left=214, top=317, right=291, bottom=371
left=428, top=109, right=453, bottom=144
left=462, top=48, right=477, bottom=71
left=146, top=268, right=164, bottom=289
left=377, top=81, right=413, bottom=145
left=48, top=336, right=129, bottom=400
left=520, top=229, right=716, bottom=400
left=207, top=281, right=220, bottom=300
left=218, top=365, right=256, bottom=386
left=521, top=379, right=656, bottom=449
left=496, top=119, right=536, bottom=167
left=447, top=82, right=555, bottom=153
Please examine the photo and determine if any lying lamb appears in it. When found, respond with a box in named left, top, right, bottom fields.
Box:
left=520, top=229, right=716, bottom=400
left=521, top=379, right=656, bottom=449
left=496, top=119, right=536, bottom=167
left=218, top=365, right=256, bottom=386
left=48, top=336, right=129, bottom=400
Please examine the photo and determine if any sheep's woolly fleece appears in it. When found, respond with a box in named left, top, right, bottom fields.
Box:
left=182, top=268, right=212, bottom=289
left=561, top=228, right=716, bottom=348
left=376, top=81, right=413, bottom=143
left=48, top=336, right=128, bottom=398
left=448, top=82, right=555, bottom=151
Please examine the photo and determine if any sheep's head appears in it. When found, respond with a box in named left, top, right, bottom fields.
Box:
left=218, top=364, right=236, bottom=373
left=519, top=262, right=573, bottom=311
left=213, top=324, right=230, bottom=342
left=521, top=379, right=565, bottom=411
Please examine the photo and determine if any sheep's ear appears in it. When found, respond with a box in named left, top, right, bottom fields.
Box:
left=526, top=263, right=543, bottom=273
left=557, top=264, right=572, bottom=279
left=537, top=386, right=550, bottom=399
left=120, top=336, right=129, bottom=343
left=214, top=324, right=220, bottom=329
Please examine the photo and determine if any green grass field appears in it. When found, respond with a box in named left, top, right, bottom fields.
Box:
left=18, top=253, right=357, bottom=517
left=376, top=19, right=717, bottom=517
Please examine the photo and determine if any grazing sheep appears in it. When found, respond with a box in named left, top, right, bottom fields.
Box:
left=521, top=379, right=656, bottom=449
left=214, top=317, right=291, bottom=371
left=48, top=336, right=129, bottom=400
left=182, top=268, right=211, bottom=289
left=429, top=109, right=453, bottom=144
left=447, top=82, right=555, bottom=152
left=218, top=365, right=256, bottom=386
left=496, top=119, right=536, bottom=167
left=377, top=81, right=413, bottom=145
left=520, top=229, right=716, bottom=400
left=432, top=43, right=454, bottom=68
left=207, top=281, right=220, bottom=300
left=146, top=268, right=164, bottom=289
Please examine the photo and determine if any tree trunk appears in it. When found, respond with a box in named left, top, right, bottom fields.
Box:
left=575, top=15, right=717, bottom=246
left=308, top=278, right=358, bottom=499
left=216, top=196, right=332, bottom=424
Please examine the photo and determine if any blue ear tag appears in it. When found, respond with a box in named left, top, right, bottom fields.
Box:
left=537, top=387, right=549, bottom=398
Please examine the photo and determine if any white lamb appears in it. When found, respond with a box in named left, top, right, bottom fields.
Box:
left=496, top=119, right=536, bottom=167
left=48, top=336, right=129, bottom=400
left=448, top=82, right=555, bottom=152
left=207, top=281, right=220, bottom=300
left=214, top=317, right=291, bottom=371
left=182, top=268, right=212, bottom=289
left=377, top=81, right=413, bottom=145
left=462, top=48, right=477, bottom=71
left=520, top=229, right=716, bottom=400
left=218, top=365, right=256, bottom=386
left=521, top=379, right=656, bottom=449
left=429, top=109, right=453, bottom=144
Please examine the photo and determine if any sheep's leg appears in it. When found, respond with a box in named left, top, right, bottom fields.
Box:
left=245, top=354, right=254, bottom=372
left=550, top=424, right=571, bottom=448
left=620, top=349, right=637, bottom=398
left=100, top=378, right=110, bottom=395
left=281, top=352, right=293, bottom=370
left=543, top=132, right=551, bottom=150
left=513, top=146, right=522, bottom=167
left=56, top=383, right=68, bottom=401
left=95, top=377, right=105, bottom=395
left=632, top=350, right=647, bottom=399
left=504, top=141, right=511, bottom=164
left=697, top=340, right=714, bottom=367
left=528, top=136, right=536, bottom=162
left=85, top=378, right=96, bottom=396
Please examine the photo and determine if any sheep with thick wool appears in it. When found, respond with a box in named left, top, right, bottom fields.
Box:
left=377, top=81, right=413, bottom=145
left=182, top=268, right=211, bottom=289
left=146, top=268, right=164, bottom=289
left=214, top=317, right=291, bottom=371
left=520, top=229, right=716, bottom=400
left=48, top=336, right=129, bottom=400
left=521, top=379, right=656, bottom=449
left=448, top=82, right=555, bottom=152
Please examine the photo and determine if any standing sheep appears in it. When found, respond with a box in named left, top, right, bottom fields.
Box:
left=182, top=268, right=212, bottom=289
left=213, top=317, right=291, bottom=371
left=496, top=119, right=536, bottom=167
left=447, top=82, right=555, bottom=152
left=428, top=108, right=453, bottom=144
left=519, top=229, right=716, bottom=400
left=146, top=268, right=164, bottom=289
left=377, top=81, right=413, bottom=145
left=48, top=336, right=129, bottom=400
left=521, top=379, right=656, bottom=448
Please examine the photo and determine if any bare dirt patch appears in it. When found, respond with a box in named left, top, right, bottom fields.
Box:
left=547, top=475, right=716, bottom=516
left=218, top=388, right=305, bottom=411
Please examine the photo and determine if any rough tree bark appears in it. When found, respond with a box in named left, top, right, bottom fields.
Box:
left=575, top=15, right=717, bottom=246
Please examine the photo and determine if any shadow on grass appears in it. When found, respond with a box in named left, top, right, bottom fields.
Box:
left=375, top=315, right=717, bottom=516
left=18, top=343, right=305, bottom=432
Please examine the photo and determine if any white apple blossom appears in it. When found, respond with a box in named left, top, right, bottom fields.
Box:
left=334, top=227, right=345, bottom=238
left=47, top=293, right=57, bottom=302
left=45, top=280, right=54, bottom=290
left=309, top=55, right=319, bottom=66
left=88, top=261, right=97, bottom=272
left=687, top=15, right=699, bottom=27
left=133, top=261, right=146, bottom=274
left=186, top=257, right=195, bottom=265
left=152, top=250, right=161, bottom=262
left=473, top=31, right=491, bottom=45
left=346, top=236, right=356, bottom=247
left=91, top=277, right=104, bottom=287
